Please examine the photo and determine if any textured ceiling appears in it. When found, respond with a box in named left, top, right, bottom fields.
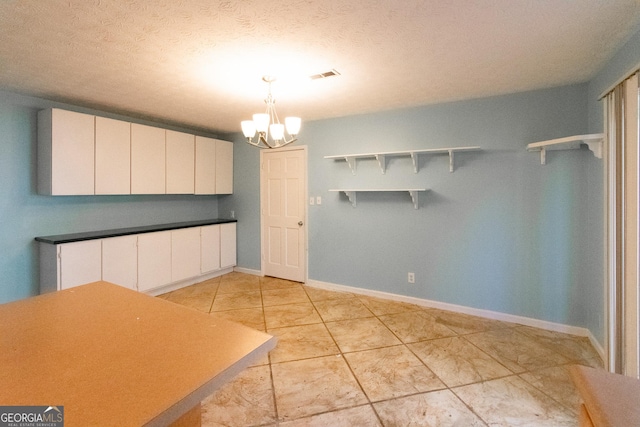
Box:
left=0, top=0, right=639, bottom=134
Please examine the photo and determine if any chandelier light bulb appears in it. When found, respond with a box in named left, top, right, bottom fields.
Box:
left=241, top=120, right=256, bottom=138
left=253, top=113, right=270, bottom=133
left=270, top=123, right=285, bottom=141
left=285, top=117, right=301, bottom=136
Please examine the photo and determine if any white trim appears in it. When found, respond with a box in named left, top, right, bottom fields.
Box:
left=231, top=269, right=605, bottom=360
left=306, top=278, right=605, bottom=359
left=588, top=330, right=606, bottom=361
left=605, top=91, right=614, bottom=372
left=605, top=89, right=618, bottom=372
left=145, top=267, right=234, bottom=296
left=233, top=266, right=262, bottom=276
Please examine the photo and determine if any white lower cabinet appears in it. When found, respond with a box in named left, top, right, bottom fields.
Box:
left=38, top=222, right=237, bottom=294
left=171, top=228, right=202, bottom=282
left=221, top=223, right=237, bottom=269
left=59, top=240, right=102, bottom=290
left=201, top=225, right=221, bottom=273
left=137, top=231, right=172, bottom=292
left=102, top=235, right=138, bottom=291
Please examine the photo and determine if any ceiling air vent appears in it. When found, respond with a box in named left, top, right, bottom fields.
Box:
left=310, top=69, right=341, bottom=80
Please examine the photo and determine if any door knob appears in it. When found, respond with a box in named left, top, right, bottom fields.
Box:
left=298, top=221, right=304, bottom=226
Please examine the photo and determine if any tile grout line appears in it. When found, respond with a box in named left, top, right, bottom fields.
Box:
left=163, top=274, right=601, bottom=426
left=260, top=277, right=282, bottom=426
left=302, top=285, right=387, bottom=426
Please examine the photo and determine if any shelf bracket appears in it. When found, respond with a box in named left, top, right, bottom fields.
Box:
left=410, top=152, right=419, bottom=173
left=345, top=156, right=357, bottom=175
left=448, top=150, right=455, bottom=173
left=408, top=190, right=419, bottom=209
left=375, top=154, right=387, bottom=174
left=343, top=191, right=357, bottom=207
left=540, top=147, right=547, bottom=165
left=584, top=140, right=603, bottom=159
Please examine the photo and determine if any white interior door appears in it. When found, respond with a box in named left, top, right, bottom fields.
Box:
left=261, top=147, right=307, bottom=282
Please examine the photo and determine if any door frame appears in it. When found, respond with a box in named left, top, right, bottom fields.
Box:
left=259, top=145, right=309, bottom=282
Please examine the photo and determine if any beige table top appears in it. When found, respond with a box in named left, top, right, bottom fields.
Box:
left=570, top=365, right=640, bottom=427
left=0, top=281, right=276, bottom=426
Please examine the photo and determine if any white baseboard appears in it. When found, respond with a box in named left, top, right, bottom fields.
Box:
left=306, top=278, right=605, bottom=358
left=216, top=271, right=606, bottom=361
left=233, top=266, right=262, bottom=276
left=587, top=331, right=606, bottom=360
left=146, top=267, right=234, bottom=296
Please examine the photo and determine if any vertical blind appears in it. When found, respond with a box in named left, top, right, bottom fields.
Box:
left=605, top=70, right=640, bottom=377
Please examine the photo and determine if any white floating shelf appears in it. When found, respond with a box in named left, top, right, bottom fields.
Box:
left=329, top=188, right=428, bottom=209
left=324, top=146, right=481, bottom=174
left=526, top=133, right=604, bottom=165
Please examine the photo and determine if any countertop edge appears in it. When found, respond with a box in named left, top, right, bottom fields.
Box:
left=35, top=218, right=238, bottom=245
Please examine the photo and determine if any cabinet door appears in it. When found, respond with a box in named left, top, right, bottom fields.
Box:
left=195, top=136, right=217, bottom=194
left=137, top=231, right=172, bottom=292
left=95, top=117, right=131, bottom=195
left=59, top=240, right=102, bottom=290
left=38, top=108, right=95, bottom=195
left=220, top=223, right=237, bottom=269
left=215, top=140, right=233, bottom=194
left=171, top=228, right=201, bottom=282
left=102, top=235, right=137, bottom=291
left=131, top=123, right=166, bottom=194
left=201, top=225, right=221, bottom=273
left=166, top=130, right=195, bottom=194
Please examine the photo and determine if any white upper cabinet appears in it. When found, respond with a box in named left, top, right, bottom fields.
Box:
left=38, top=108, right=95, bottom=195
left=131, top=123, right=166, bottom=194
left=166, top=130, right=195, bottom=194
left=195, top=136, right=217, bottom=194
left=216, top=139, right=233, bottom=194
left=38, top=108, right=232, bottom=196
left=95, top=116, right=131, bottom=195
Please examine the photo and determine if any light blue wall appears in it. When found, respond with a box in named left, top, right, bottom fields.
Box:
left=0, top=91, right=225, bottom=304
left=226, top=84, right=601, bottom=332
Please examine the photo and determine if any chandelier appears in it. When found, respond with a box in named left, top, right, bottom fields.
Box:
left=241, top=76, right=301, bottom=149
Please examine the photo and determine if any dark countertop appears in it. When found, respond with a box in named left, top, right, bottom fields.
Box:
left=35, top=218, right=237, bottom=245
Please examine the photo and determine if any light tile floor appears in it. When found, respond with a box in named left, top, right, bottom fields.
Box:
left=158, top=272, right=603, bottom=427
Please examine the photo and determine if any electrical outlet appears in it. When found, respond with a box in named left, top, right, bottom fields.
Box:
left=316, top=196, right=322, bottom=205
left=408, top=272, right=415, bottom=284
